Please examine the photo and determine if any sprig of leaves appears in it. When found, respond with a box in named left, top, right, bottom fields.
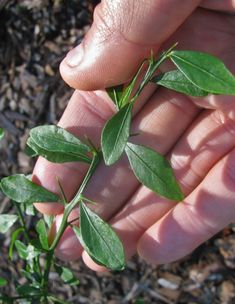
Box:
left=1, top=45, right=235, bottom=302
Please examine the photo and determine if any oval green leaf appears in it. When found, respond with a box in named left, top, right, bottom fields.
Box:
left=27, top=137, right=91, bottom=164
left=0, top=128, right=4, bottom=141
left=0, top=214, right=18, bottom=234
left=170, top=50, right=235, bottom=95
left=9, top=227, right=24, bottom=259
left=101, top=103, right=133, bottom=166
left=36, top=219, right=49, bottom=250
left=0, top=174, right=59, bottom=204
left=152, top=70, right=208, bottom=97
left=15, top=240, right=28, bottom=260
left=54, top=264, right=80, bottom=286
left=125, top=143, right=184, bottom=201
left=30, top=125, right=90, bottom=155
left=75, top=202, right=125, bottom=271
left=16, top=284, right=41, bottom=296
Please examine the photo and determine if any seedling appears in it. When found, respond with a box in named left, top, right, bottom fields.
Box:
left=0, top=44, right=235, bottom=303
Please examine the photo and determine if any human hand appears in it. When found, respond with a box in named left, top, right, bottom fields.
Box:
left=33, top=1, right=235, bottom=271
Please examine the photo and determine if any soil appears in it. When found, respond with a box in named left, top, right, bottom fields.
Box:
left=0, top=1, right=235, bottom=303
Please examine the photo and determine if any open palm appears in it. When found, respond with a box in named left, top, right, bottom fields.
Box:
left=33, top=6, right=235, bottom=271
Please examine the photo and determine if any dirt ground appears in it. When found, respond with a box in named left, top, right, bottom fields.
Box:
left=0, top=1, right=235, bottom=303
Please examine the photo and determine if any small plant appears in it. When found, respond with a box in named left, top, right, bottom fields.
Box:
left=0, top=44, right=235, bottom=303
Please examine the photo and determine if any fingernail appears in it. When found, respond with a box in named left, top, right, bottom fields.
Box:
left=65, top=44, right=84, bottom=67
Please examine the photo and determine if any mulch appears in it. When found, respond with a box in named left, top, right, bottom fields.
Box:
left=0, top=1, right=235, bottom=303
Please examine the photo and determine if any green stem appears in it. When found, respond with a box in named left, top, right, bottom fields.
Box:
left=41, top=250, right=53, bottom=298
left=131, top=44, right=178, bottom=102
left=49, top=151, right=101, bottom=252
left=39, top=152, right=101, bottom=300
left=13, top=202, right=30, bottom=242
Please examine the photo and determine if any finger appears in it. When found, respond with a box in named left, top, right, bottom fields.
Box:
left=83, top=109, right=235, bottom=269
left=138, top=146, right=235, bottom=264
left=60, top=0, right=200, bottom=90
left=200, top=0, right=235, bottom=12
left=52, top=89, right=195, bottom=264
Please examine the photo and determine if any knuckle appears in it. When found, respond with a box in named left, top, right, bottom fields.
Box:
left=211, top=110, right=235, bottom=138
left=92, top=1, right=121, bottom=43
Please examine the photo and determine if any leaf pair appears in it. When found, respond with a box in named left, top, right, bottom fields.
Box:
left=27, top=125, right=91, bottom=164
left=101, top=106, right=183, bottom=201
left=73, top=202, right=125, bottom=271
left=153, top=50, right=235, bottom=96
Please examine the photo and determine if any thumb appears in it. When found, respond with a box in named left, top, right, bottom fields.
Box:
left=60, top=0, right=200, bottom=90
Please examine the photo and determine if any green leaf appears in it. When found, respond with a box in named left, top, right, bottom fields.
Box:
left=9, top=227, right=24, bottom=259
left=106, top=85, right=124, bottom=109
left=25, top=143, right=38, bottom=157
left=15, top=240, right=28, bottom=259
left=170, top=50, right=235, bottom=95
left=25, top=203, right=36, bottom=216
left=30, top=124, right=90, bottom=154
left=36, top=219, right=49, bottom=250
left=0, top=277, right=7, bottom=287
left=125, top=143, right=184, bottom=201
left=0, top=128, right=5, bottom=141
left=43, top=214, right=54, bottom=229
left=101, top=103, right=133, bottom=165
left=20, top=269, right=41, bottom=289
left=0, top=214, right=18, bottom=233
left=0, top=295, right=13, bottom=303
left=27, top=137, right=91, bottom=164
left=17, top=284, right=40, bottom=296
left=152, top=70, right=208, bottom=96
left=74, top=202, right=125, bottom=270
left=15, top=242, right=40, bottom=263
left=54, top=264, right=80, bottom=286
left=0, top=174, right=59, bottom=204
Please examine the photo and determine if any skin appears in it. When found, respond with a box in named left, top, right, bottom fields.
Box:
left=32, top=1, right=235, bottom=271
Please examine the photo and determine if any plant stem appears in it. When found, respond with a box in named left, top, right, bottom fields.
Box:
left=13, top=202, right=30, bottom=242
left=39, top=152, right=101, bottom=299
left=132, top=44, right=178, bottom=102
left=41, top=250, right=53, bottom=301
left=50, top=152, right=101, bottom=251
